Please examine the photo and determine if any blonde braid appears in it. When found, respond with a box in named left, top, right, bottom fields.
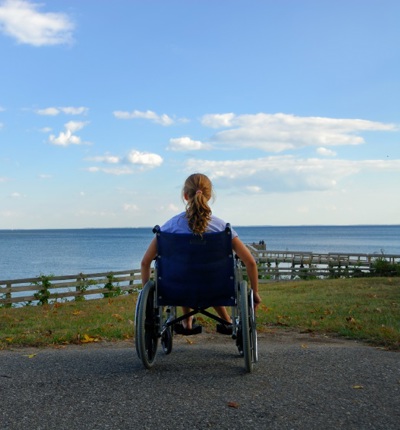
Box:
left=183, top=173, right=213, bottom=235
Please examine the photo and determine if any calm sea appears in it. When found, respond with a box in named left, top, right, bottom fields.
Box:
left=0, top=225, right=399, bottom=280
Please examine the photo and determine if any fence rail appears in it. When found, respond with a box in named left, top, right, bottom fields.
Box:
left=2, top=247, right=400, bottom=307
left=0, top=269, right=142, bottom=307
left=247, top=244, right=400, bottom=281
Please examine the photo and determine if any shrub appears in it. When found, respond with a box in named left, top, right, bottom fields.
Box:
left=371, top=258, right=400, bottom=277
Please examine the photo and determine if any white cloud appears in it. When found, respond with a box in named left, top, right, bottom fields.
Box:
left=113, top=109, right=174, bottom=126
left=201, top=113, right=397, bottom=153
left=48, top=121, right=89, bottom=146
left=156, top=203, right=180, bottom=214
left=316, top=147, right=337, bottom=157
left=39, top=127, right=52, bottom=133
left=245, top=185, right=262, bottom=194
left=36, top=106, right=88, bottom=116
left=185, top=156, right=400, bottom=193
left=36, top=107, right=59, bottom=116
left=0, top=210, right=19, bottom=218
left=74, top=209, right=117, bottom=218
left=125, top=150, right=163, bottom=167
left=61, top=106, right=88, bottom=115
left=9, top=191, right=22, bottom=198
left=86, top=154, right=120, bottom=164
left=86, top=149, right=163, bottom=175
left=0, top=0, right=74, bottom=46
left=168, top=136, right=211, bottom=151
left=85, top=166, right=135, bottom=176
left=0, top=176, right=9, bottom=183
left=38, top=173, right=52, bottom=179
left=123, top=203, right=139, bottom=212
left=201, top=113, right=235, bottom=128
left=64, top=120, right=86, bottom=133
left=167, top=203, right=179, bottom=212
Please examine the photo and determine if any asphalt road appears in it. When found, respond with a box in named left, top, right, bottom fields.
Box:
left=1, top=331, right=399, bottom=430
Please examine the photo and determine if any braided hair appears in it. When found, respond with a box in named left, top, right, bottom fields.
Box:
left=183, top=173, right=214, bottom=235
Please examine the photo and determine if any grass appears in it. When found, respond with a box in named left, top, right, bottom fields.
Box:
left=257, top=277, right=400, bottom=350
left=1, top=277, right=399, bottom=350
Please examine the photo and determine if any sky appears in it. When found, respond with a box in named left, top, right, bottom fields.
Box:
left=0, top=0, right=399, bottom=229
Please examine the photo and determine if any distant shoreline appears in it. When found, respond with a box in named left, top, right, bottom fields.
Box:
left=1, top=224, right=400, bottom=232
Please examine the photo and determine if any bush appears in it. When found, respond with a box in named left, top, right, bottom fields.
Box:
left=371, top=258, right=400, bottom=277
left=32, top=275, right=53, bottom=305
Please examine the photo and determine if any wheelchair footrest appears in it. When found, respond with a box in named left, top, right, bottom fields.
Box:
left=216, top=323, right=233, bottom=335
left=174, top=322, right=203, bottom=336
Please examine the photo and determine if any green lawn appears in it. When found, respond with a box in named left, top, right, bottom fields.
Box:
left=1, top=277, right=399, bottom=350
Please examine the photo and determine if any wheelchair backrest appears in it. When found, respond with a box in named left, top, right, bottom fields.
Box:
left=154, top=224, right=236, bottom=308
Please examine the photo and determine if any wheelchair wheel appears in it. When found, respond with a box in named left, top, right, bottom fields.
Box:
left=239, top=280, right=253, bottom=372
left=248, top=289, right=258, bottom=363
left=161, top=326, right=173, bottom=354
left=135, top=281, right=159, bottom=369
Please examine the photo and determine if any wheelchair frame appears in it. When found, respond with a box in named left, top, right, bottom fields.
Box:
left=135, top=225, right=258, bottom=372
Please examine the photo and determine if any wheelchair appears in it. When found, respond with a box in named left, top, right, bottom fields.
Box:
left=135, top=224, right=258, bottom=372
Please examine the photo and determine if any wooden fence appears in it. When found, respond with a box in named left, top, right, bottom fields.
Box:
left=1, top=247, right=400, bottom=307
left=0, top=269, right=142, bottom=307
left=247, top=244, right=400, bottom=281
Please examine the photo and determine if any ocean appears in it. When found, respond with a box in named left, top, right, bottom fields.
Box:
left=0, top=225, right=399, bottom=281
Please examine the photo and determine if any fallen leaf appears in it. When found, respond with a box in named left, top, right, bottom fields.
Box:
left=81, top=334, right=99, bottom=343
left=185, top=338, right=193, bottom=344
left=112, top=313, right=123, bottom=321
left=352, top=385, right=364, bottom=389
left=227, top=401, right=240, bottom=409
left=23, top=354, right=37, bottom=359
left=301, top=344, right=308, bottom=349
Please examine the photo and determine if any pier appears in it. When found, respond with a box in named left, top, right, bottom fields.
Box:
left=247, top=243, right=400, bottom=281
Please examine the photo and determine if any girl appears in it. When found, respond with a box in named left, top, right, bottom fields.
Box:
left=140, top=173, right=261, bottom=334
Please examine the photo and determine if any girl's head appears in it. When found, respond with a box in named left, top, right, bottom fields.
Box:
left=182, top=173, right=214, bottom=235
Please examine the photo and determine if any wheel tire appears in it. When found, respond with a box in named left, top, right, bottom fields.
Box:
left=248, top=289, right=258, bottom=363
left=240, top=280, right=252, bottom=372
left=135, top=281, right=159, bottom=369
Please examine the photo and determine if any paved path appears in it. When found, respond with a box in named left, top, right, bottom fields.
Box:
left=1, top=331, right=399, bottom=430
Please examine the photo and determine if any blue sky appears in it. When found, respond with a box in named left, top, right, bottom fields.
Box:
left=1, top=0, right=399, bottom=229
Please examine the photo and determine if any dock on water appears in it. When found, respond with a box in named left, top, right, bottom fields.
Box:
left=246, top=243, right=400, bottom=281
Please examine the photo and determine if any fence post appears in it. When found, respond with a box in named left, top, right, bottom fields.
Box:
left=5, top=282, right=12, bottom=308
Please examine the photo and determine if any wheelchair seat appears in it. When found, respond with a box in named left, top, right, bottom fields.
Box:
left=135, top=224, right=258, bottom=372
left=156, top=225, right=235, bottom=308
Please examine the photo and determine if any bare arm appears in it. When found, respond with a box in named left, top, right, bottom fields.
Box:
left=232, top=236, right=262, bottom=307
left=140, top=237, right=157, bottom=286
